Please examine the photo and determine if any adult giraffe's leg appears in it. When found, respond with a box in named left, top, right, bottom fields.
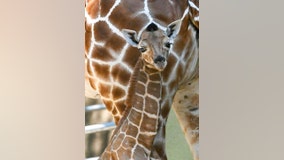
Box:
left=172, top=76, right=199, bottom=160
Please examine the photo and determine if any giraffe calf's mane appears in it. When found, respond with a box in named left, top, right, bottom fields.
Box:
left=125, top=57, right=143, bottom=109
left=107, top=57, right=144, bottom=140
left=125, top=56, right=161, bottom=108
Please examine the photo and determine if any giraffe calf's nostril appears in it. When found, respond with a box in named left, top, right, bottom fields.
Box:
left=154, top=56, right=165, bottom=63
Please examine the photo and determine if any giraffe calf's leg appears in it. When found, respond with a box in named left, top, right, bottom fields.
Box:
left=172, top=77, right=199, bottom=160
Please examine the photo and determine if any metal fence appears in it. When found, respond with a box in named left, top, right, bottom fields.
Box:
left=85, top=104, right=116, bottom=160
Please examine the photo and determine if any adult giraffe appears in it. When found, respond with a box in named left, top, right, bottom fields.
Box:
left=85, top=0, right=199, bottom=159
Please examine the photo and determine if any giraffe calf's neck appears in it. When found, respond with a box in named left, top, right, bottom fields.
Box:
left=100, top=58, right=163, bottom=160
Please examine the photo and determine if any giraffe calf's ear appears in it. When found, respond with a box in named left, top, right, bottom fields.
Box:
left=121, top=29, right=139, bottom=47
left=166, top=19, right=182, bottom=39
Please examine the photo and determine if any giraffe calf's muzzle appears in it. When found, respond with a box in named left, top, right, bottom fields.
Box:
left=154, top=56, right=165, bottom=63
left=154, top=55, right=167, bottom=71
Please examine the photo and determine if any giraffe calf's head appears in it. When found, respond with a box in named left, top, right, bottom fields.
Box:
left=122, top=20, right=182, bottom=71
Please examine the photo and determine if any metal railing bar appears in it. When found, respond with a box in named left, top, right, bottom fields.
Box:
left=85, top=104, right=106, bottom=112
left=85, top=157, right=99, bottom=160
left=85, top=121, right=116, bottom=134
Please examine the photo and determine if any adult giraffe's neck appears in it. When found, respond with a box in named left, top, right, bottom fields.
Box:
left=100, top=58, right=163, bottom=160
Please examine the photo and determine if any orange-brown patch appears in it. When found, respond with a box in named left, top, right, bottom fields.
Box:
left=128, top=15, right=149, bottom=31
left=85, top=21, right=92, bottom=32
left=114, top=115, right=121, bottom=125
left=151, top=0, right=188, bottom=21
left=102, top=99, right=113, bottom=111
left=114, top=100, right=127, bottom=116
left=91, top=45, right=115, bottom=62
left=149, top=0, right=178, bottom=25
left=85, top=31, right=92, bottom=53
left=105, top=34, right=126, bottom=51
left=97, top=83, right=111, bottom=98
left=111, top=64, right=132, bottom=86
left=85, top=59, right=93, bottom=76
left=109, top=1, right=144, bottom=30
left=93, top=21, right=112, bottom=42
left=108, top=5, right=132, bottom=30
left=86, top=0, right=99, bottom=19
left=112, top=107, right=118, bottom=115
left=123, top=47, right=140, bottom=69
left=112, top=86, right=126, bottom=100
left=100, top=0, right=116, bottom=17
left=92, top=62, right=111, bottom=81
left=87, top=77, right=96, bottom=91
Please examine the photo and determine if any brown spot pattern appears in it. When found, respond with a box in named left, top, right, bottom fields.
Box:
left=128, top=109, right=142, bottom=126
left=135, top=82, right=145, bottom=95
left=100, top=0, right=116, bottom=17
left=125, top=123, right=139, bottom=138
left=123, top=47, right=141, bottom=69
left=112, top=86, right=126, bottom=100
left=93, top=21, right=112, bottom=42
left=91, top=45, right=115, bottom=62
left=92, top=62, right=111, bottom=81
left=102, top=99, right=113, bottom=111
left=97, top=83, right=111, bottom=98
left=111, top=64, right=131, bottom=86
left=85, top=31, right=92, bottom=53
left=147, top=82, right=161, bottom=98
left=144, top=96, right=159, bottom=115
left=138, top=134, right=156, bottom=149
left=114, top=100, right=127, bottom=116
left=105, top=34, right=126, bottom=51
left=112, top=134, right=124, bottom=150
left=86, top=0, right=99, bottom=19
left=162, top=55, right=177, bottom=82
left=140, top=114, right=157, bottom=132
left=122, top=136, right=136, bottom=150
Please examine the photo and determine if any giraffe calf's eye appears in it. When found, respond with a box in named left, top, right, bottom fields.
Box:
left=165, top=42, right=171, bottom=48
left=138, top=47, right=147, bottom=52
